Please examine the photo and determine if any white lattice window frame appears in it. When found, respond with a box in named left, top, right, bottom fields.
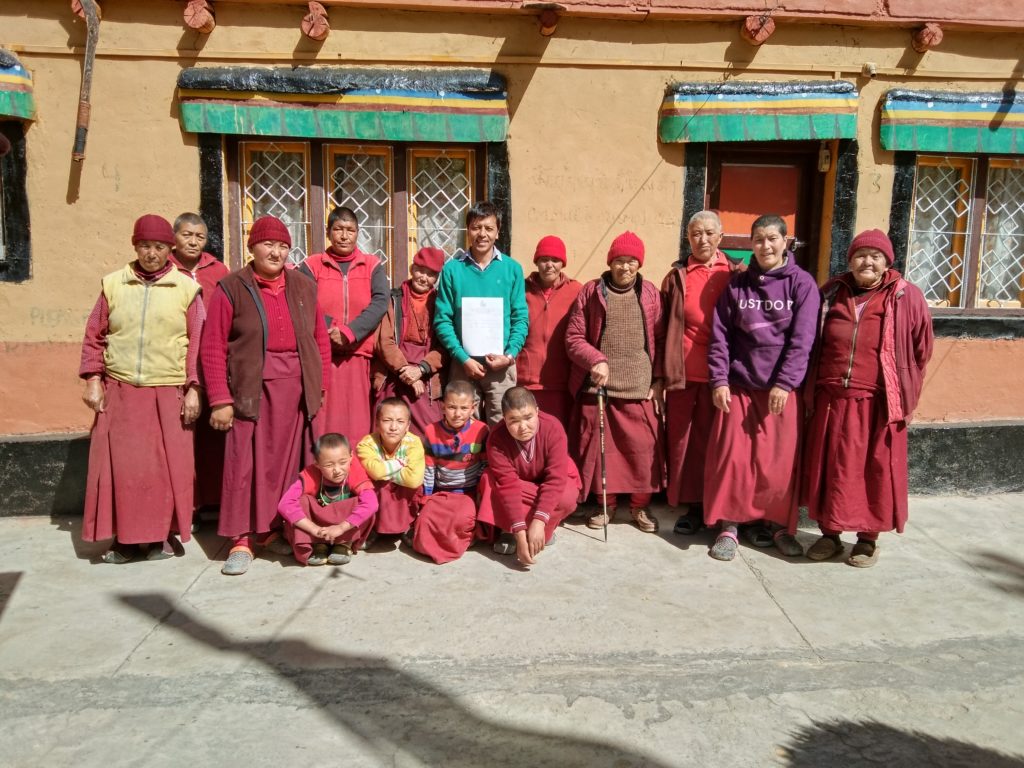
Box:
left=408, top=147, right=476, bottom=261
left=239, top=141, right=313, bottom=264
left=324, top=144, right=395, bottom=281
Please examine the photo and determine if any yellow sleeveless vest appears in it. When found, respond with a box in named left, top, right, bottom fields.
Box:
left=101, top=264, right=201, bottom=386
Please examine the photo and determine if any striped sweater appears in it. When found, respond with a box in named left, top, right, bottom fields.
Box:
left=422, top=418, right=489, bottom=495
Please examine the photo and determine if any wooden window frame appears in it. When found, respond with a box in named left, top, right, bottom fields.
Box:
left=227, top=137, right=486, bottom=283
left=909, top=154, right=1024, bottom=317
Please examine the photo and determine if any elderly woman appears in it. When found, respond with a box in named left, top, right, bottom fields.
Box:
left=79, top=214, right=205, bottom=563
left=566, top=231, right=664, bottom=533
left=200, top=216, right=332, bottom=576
left=803, top=230, right=933, bottom=567
left=516, top=235, right=583, bottom=432
left=657, top=211, right=744, bottom=535
left=371, top=246, right=448, bottom=435
left=705, top=214, right=821, bottom=561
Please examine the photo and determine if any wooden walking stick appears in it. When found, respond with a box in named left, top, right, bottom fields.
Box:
left=72, top=0, right=101, bottom=162
left=597, top=386, right=609, bottom=543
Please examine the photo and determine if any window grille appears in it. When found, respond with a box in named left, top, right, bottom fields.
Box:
left=978, top=159, right=1024, bottom=308
left=409, top=149, right=474, bottom=259
left=240, top=142, right=311, bottom=264
left=327, top=146, right=393, bottom=279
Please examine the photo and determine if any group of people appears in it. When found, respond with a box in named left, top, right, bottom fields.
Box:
left=79, top=200, right=933, bottom=574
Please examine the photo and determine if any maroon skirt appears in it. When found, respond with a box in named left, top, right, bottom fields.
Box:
left=803, top=387, right=908, bottom=534
left=476, top=469, right=579, bottom=540
left=413, top=492, right=477, bottom=564
left=374, top=481, right=420, bottom=535
left=664, top=383, right=715, bottom=507
left=531, top=389, right=573, bottom=435
left=218, top=351, right=315, bottom=538
left=703, top=387, right=800, bottom=530
left=83, top=380, right=194, bottom=545
left=193, top=403, right=225, bottom=509
left=573, top=395, right=663, bottom=500
left=283, top=495, right=375, bottom=564
left=323, top=354, right=372, bottom=443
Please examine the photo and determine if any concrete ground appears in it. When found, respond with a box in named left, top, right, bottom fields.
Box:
left=1, top=496, right=1023, bottom=768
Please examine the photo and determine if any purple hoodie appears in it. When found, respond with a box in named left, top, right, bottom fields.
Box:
left=708, top=254, right=821, bottom=392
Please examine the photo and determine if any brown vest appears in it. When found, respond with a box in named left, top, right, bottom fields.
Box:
left=219, top=266, right=323, bottom=421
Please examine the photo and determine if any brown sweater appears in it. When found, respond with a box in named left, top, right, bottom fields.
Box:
left=600, top=283, right=652, bottom=399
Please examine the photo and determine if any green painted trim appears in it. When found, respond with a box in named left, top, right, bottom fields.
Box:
left=0, top=91, right=34, bottom=120
left=180, top=102, right=508, bottom=141
left=659, top=113, right=856, bottom=143
left=880, top=123, right=1024, bottom=154
left=722, top=249, right=752, bottom=264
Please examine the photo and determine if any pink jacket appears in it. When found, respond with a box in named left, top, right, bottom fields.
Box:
left=564, top=273, right=664, bottom=396
left=806, top=270, right=933, bottom=424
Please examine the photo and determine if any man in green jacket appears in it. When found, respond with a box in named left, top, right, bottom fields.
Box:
left=433, top=201, right=529, bottom=427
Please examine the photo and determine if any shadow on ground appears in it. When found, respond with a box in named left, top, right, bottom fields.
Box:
left=0, top=572, right=21, bottom=623
left=120, top=592, right=672, bottom=768
left=778, top=719, right=1024, bottom=767
left=971, top=550, right=1024, bottom=598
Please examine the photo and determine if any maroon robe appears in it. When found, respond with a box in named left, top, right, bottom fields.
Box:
left=703, top=387, right=800, bottom=530
left=83, top=380, right=195, bottom=544
left=283, top=495, right=375, bottom=565
left=572, top=394, right=663, bottom=500
left=374, top=481, right=420, bottom=535
left=323, top=355, right=372, bottom=443
left=217, top=351, right=319, bottom=538
left=413, top=492, right=478, bottom=564
left=664, top=384, right=715, bottom=507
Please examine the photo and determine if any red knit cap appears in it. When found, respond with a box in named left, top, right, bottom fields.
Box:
left=247, top=216, right=292, bottom=249
left=847, top=229, right=894, bottom=264
left=534, top=235, right=567, bottom=266
left=413, top=246, right=446, bottom=274
left=607, top=231, right=645, bottom=266
left=131, top=214, right=175, bottom=246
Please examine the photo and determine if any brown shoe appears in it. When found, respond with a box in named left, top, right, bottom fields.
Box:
left=847, top=539, right=880, bottom=568
left=586, top=509, right=616, bottom=529
left=630, top=508, right=659, bottom=533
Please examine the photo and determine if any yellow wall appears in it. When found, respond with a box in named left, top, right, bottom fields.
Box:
left=1, top=0, right=1022, bottom=433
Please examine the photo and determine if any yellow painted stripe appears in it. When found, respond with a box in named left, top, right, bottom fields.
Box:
left=179, top=89, right=506, bottom=111
left=661, top=97, right=856, bottom=112
left=883, top=108, right=1024, bottom=123
left=0, top=73, right=32, bottom=87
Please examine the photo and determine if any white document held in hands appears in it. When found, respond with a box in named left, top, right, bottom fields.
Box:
left=461, top=297, right=504, bottom=356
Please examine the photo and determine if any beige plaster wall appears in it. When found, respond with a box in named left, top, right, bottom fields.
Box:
left=1, top=0, right=1022, bottom=433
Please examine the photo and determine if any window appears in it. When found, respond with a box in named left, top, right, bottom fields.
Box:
left=906, top=155, right=1024, bottom=311
left=0, top=120, right=30, bottom=282
left=231, top=138, right=484, bottom=282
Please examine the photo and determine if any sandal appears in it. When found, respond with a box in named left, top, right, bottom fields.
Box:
left=101, top=544, right=136, bottom=564
left=221, top=548, right=253, bottom=575
left=773, top=530, right=804, bottom=557
left=806, top=535, right=844, bottom=561
left=709, top=530, right=738, bottom=561
left=847, top=539, right=880, bottom=568
left=672, top=508, right=704, bottom=535
left=145, top=539, right=176, bottom=561
left=744, top=525, right=774, bottom=548
left=630, top=508, right=659, bottom=533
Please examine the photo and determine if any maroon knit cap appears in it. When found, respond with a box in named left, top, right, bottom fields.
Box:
left=607, top=231, right=645, bottom=267
left=847, top=229, right=894, bottom=264
left=131, top=214, right=175, bottom=246
left=413, top=246, right=446, bottom=274
left=247, top=216, right=292, bottom=249
left=534, top=235, right=567, bottom=266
